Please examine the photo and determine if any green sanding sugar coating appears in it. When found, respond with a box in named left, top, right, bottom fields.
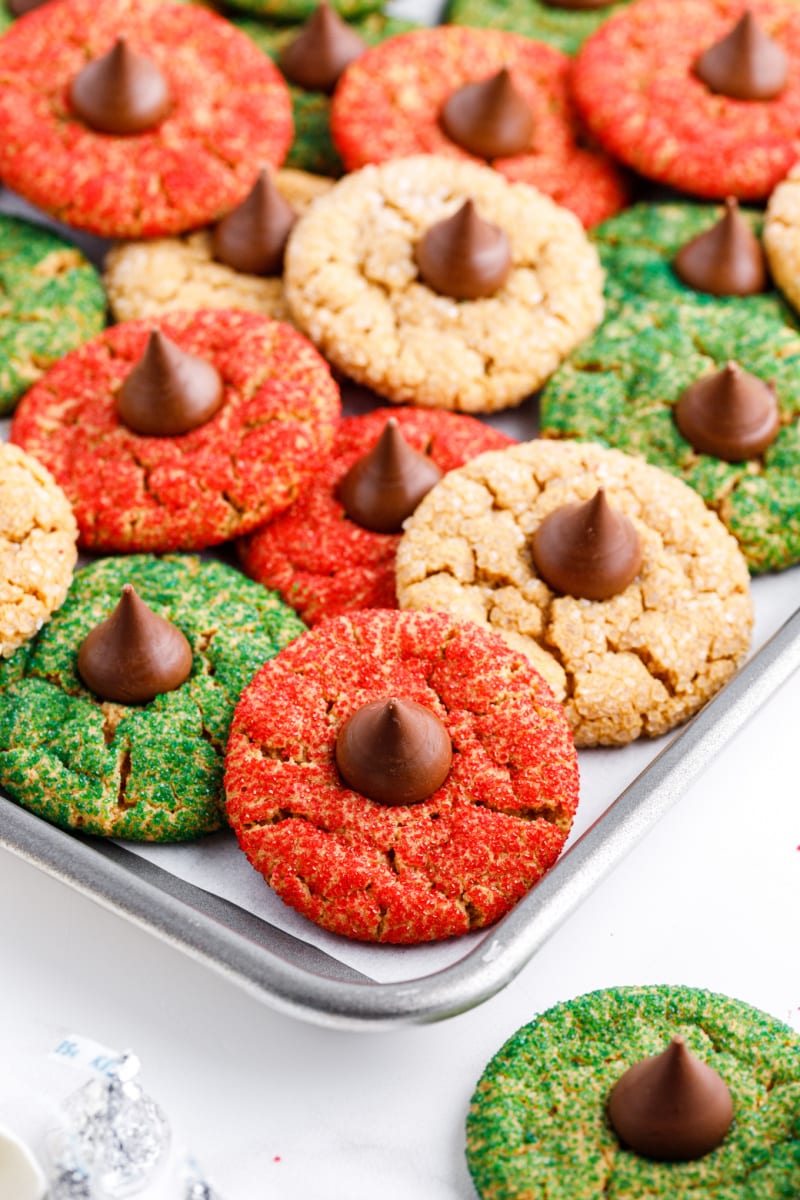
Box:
left=0, top=555, right=306, bottom=842
left=466, top=985, right=800, bottom=1199
left=225, top=0, right=383, bottom=23
left=539, top=295, right=800, bottom=573
left=0, top=213, right=106, bottom=416
left=445, top=0, right=631, bottom=56
left=593, top=202, right=795, bottom=326
left=235, top=13, right=417, bottom=175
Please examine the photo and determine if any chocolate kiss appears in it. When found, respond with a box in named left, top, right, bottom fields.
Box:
left=335, top=697, right=453, bottom=806
left=674, top=198, right=768, bottom=296
left=441, top=67, right=534, bottom=160
left=531, top=489, right=642, bottom=601
left=70, top=38, right=171, bottom=136
left=77, top=584, right=193, bottom=705
left=212, top=169, right=297, bottom=277
left=695, top=9, right=787, bottom=101
left=608, top=1037, right=734, bottom=1161
left=336, top=418, right=443, bottom=533
left=278, top=2, right=367, bottom=94
left=415, top=200, right=512, bottom=300
left=117, top=330, right=224, bottom=437
left=675, top=361, right=780, bottom=461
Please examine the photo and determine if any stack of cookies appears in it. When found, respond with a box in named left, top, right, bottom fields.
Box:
left=0, top=0, right=795, bottom=952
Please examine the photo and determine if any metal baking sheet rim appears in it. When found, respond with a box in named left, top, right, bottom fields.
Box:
left=2, top=605, right=799, bottom=1031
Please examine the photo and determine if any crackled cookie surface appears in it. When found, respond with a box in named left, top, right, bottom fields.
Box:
left=283, top=156, right=604, bottom=413
left=446, top=0, right=631, bottom=57
left=330, top=26, right=628, bottom=227
left=396, top=441, right=752, bottom=746
left=238, top=406, right=513, bottom=625
left=0, top=0, right=293, bottom=237
left=0, top=555, right=306, bottom=841
left=765, top=162, right=800, bottom=316
left=0, top=444, right=77, bottom=660
left=540, top=302, right=800, bottom=572
left=103, top=170, right=334, bottom=325
left=10, top=309, right=340, bottom=553
left=0, top=214, right=106, bottom=416
left=225, top=609, right=579, bottom=943
left=235, top=13, right=417, bottom=176
left=467, top=985, right=800, bottom=1200
left=574, top=0, right=800, bottom=201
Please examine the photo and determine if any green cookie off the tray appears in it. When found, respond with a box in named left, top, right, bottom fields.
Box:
left=594, top=201, right=795, bottom=326
left=0, top=555, right=306, bottom=842
left=445, top=0, right=631, bottom=56
left=0, top=213, right=106, bottom=416
left=467, top=985, right=800, bottom=1200
left=235, top=12, right=417, bottom=175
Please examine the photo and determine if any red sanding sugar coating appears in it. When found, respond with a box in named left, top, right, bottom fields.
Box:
left=10, top=310, right=340, bottom=553
left=0, top=0, right=293, bottom=237
left=237, top=407, right=513, bottom=626
left=573, top=0, right=800, bottom=201
left=330, top=26, right=628, bottom=227
left=224, top=610, right=580, bottom=944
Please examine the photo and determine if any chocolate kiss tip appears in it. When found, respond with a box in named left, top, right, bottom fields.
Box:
left=695, top=9, right=787, bottom=101
left=441, top=67, right=534, bottom=160
left=77, top=584, right=193, bottom=705
left=116, top=329, right=224, bottom=437
left=335, top=697, right=453, bottom=806
left=531, top=489, right=642, bottom=601
left=278, top=2, right=367, bottom=94
left=336, top=417, right=443, bottom=533
left=608, top=1037, right=734, bottom=1161
left=673, top=196, right=767, bottom=296
left=415, top=199, right=513, bottom=300
left=212, top=169, right=296, bottom=277
left=70, top=38, right=171, bottom=136
left=675, top=360, right=780, bottom=461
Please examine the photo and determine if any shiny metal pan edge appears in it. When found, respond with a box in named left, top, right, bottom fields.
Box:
left=2, top=603, right=799, bottom=1031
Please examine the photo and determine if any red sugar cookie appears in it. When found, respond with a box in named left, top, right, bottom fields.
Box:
left=237, top=406, right=513, bottom=626
left=224, top=609, right=580, bottom=944
left=573, top=0, right=800, bottom=201
left=10, top=310, right=340, bottom=553
left=329, top=25, right=628, bottom=227
left=0, top=0, right=293, bottom=237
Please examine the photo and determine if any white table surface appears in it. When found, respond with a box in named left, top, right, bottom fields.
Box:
left=1, top=0, right=799, bottom=1194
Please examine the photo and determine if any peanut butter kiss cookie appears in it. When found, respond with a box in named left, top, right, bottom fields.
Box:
left=103, top=170, right=334, bottom=325
left=573, top=0, right=800, bottom=201
left=10, top=309, right=340, bottom=553
left=237, top=406, right=513, bottom=625
left=0, top=555, right=306, bottom=841
left=396, top=440, right=753, bottom=747
left=0, top=0, right=293, bottom=237
left=330, top=25, right=628, bottom=227
left=467, top=985, right=800, bottom=1199
left=224, top=609, right=579, bottom=943
left=283, top=155, right=604, bottom=413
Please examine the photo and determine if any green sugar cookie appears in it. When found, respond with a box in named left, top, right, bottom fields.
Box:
left=0, top=213, right=106, bottom=416
left=594, top=201, right=794, bottom=326
left=235, top=12, right=417, bottom=175
left=224, top=0, right=383, bottom=22
left=446, top=0, right=631, bottom=57
left=466, top=985, right=800, bottom=1199
left=540, top=301, right=800, bottom=573
left=0, top=555, right=306, bottom=841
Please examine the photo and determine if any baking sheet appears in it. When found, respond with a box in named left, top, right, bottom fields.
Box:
left=1, top=0, right=799, bottom=1024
